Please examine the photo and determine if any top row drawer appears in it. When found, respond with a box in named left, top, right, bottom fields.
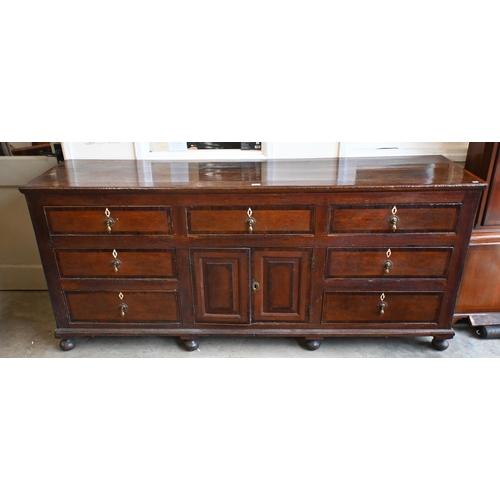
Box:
left=46, top=206, right=172, bottom=235
left=187, top=206, right=314, bottom=234
left=329, top=203, right=461, bottom=233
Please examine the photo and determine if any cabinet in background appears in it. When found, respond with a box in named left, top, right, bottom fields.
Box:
left=455, top=142, right=500, bottom=337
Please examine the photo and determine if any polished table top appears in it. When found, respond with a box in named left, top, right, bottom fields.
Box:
left=20, top=156, right=486, bottom=192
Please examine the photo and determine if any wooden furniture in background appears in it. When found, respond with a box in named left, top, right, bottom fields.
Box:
left=455, top=142, right=500, bottom=337
left=10, top=143, right=52, bottom=156
left=20, top=157, right=485, bottom=352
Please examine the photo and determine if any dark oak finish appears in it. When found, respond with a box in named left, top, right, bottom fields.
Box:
left=19, top=156, right=485, bottom=352
left=456, top=143, right=500, bottom=328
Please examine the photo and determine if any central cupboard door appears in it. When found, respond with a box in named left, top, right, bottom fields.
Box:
left=191, top=249, right=311, bottom=324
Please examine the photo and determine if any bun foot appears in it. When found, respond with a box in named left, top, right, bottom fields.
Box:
left=59, top=338, right=76, bottom=351
left=432, top=338, right=449, bottom=351
left=304, top=339, right=322, bottom=351
left=183, top=339, right=200, bottom=352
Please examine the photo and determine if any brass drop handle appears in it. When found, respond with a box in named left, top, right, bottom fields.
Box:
left=379, top=293, right=388, bottom=315
left=119, top=303, right=129, bottom=317
left=252, top=280, right=260, bottom=292
left=245, top=208, right=256, bottom=233
left=382, top=260, right=393, bottom=274
left=104, top=208, right=115, bottom=233
left=387, top=206, right=399, bottom=232
left=111, top=250, right=122, bottom=273
left=111, top=258, right=122, bottom=273
left=388, top=215, right=399, bottom=231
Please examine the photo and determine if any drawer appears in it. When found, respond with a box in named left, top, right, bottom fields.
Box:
left=329, top=204, right=461, bottom=233
left=322, top=292, right=442, bottom=324
left=65, top=291, right=180, bottom=323
left=325, top=247, right=452, bottom=278
left=187, top=206, right=314, bottom=234
left=46, top=206, right=172, bottom=235
left=55, top=249, right=177, bottom=278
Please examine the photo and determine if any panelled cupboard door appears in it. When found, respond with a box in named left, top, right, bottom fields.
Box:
left=252, top=249, right=311, bottom=322
left=191, top=249, right=250, bottom=324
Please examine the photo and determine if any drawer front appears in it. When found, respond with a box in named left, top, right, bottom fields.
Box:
left=187, top=206, right=314, bottom=234
left=322, top=292, right=442, bottom=324
left=66, top=291, right=180, bottom=323
left=46, top=206, right=172, bottom=235
left=56, top=249, right=177, bottom=278
left=325, top=247, right=452, bottom=278
left=329, top=204, right=461, bottom=233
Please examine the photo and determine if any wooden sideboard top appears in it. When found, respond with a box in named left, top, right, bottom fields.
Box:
left=19, top=155, right=486, bottom=192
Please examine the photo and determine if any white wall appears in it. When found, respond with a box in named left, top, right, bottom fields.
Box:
left=62, top=142, right=136, bottom=160
left=63, top=142, right=343, bottom=160
left=340, top=142, right=469, bottom=161
left=62, top=142, right=344, bottom=160
left=267, top=142, right=341, bottom=159
left=62, top=142, right=468, bottom=161
left=0, top=156, right=59, bottom=290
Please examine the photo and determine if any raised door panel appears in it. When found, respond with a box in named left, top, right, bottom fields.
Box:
left=191, top=249, right=250, bottom=324
left=252, top=249, right=311, bottom=322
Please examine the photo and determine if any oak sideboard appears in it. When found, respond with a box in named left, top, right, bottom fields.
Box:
left=20, top=156, right=485, bottom=352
